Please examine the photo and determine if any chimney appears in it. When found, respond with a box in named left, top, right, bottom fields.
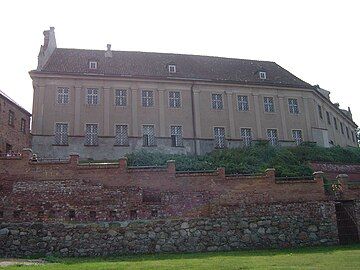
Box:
left=105, top=44, right=112, bottom=58
left=37, top=27, right=57, bottom=70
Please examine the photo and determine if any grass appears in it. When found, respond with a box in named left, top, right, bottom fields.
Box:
left=2, top=244, right=360, bottom=269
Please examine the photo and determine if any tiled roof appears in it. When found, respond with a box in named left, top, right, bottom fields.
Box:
left=0, top=90, right=31, bottom=116
left=38, top=48, right=313, bottom=89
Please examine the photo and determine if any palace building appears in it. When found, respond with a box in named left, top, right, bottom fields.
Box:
left=30, top=28, right=358, bottom=159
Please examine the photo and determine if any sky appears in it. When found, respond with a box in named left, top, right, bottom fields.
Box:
left=0, top=0, right=359, bottom=125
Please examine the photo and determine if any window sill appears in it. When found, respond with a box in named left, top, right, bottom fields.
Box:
left=114, top=144, right=130, bottom=147
left=171, top=145, right=184, bottom=148
left=84, top=144, right=99, bottom=147
left=142, top=145, right=157, bottom=147
left=52, top=144, right=69, bottom=146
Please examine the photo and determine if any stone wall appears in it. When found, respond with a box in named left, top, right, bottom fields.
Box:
left=0, top=201, right=338, bottom=257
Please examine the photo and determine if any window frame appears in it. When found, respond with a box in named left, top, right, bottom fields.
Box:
left=8, top=110, right=15, bottom=126
left=292, top=129, right=303, bottom=146
left=213, top=126, right=226, bottom=149
left=84, top=123, right=99, bottom=146
left=259, top=71, right=267, bottom=79
left=264, top=96, right=275, bottom=113
left=142, top=124, right=156, bottom=147
left=266, top=128, right=278, bottom=146
left=89, top=61, right=98, bottom=69
left=326, top=111, right=331, bottom=125
left=20, top=118, right=26, bottom=133
left=211, top=93, right=224, bottom=110
left=168, top=65, right=176, bottom=73
left=240, top=127, right=252, bottom=146
left=168, top=91, right=181, bottom=108
left=56, top=87, right=70, bottom=105
left=114, top=124, right=129, bottom=146
left=237, top=95, right=249, bottom=111
left=170, top=125, right=183, bottom=147
left=288, top=98, right=299, bottom=114
left=86, top=88, right=99, bottom=105
left=114, top=89, right=127, bottom=107
left=141, top=90, right=154, bottom=107
left=318, top=105, right=323, bottom=119
left=54, top=122, right=69, bottom=146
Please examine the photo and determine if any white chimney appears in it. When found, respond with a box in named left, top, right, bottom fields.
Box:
left=105, top=44, right=112, bottom=58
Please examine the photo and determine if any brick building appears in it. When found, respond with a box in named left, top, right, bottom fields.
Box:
left=30, top=28, right=358, bottom=159
left=0, top=90, right=31, bottom=155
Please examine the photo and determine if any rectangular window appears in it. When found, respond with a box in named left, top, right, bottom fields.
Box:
left=340, top=122, right=344, bottom=134
left=115, top=125, right=129, bottom=146
left=20, top=118, right=26, bottom=133
left=169, top=91, right=181, bottom=108
left=214, top=127, right=225, bottom=148
left=211, top=94, right=223, bottom=110
left=240, top=128, right=252, bottom=146
left=264, top=97, right=275, bottom=112
left=237, top=96, right=249, bottom=111
left=85, top=124, right=98, bottom=146
left=142, top=90, right=154, bottom=107
left=143, top=125, right=156, bottom=146
left=288, top=98, right=299, bottom=114
left=8, top=110, right=14, bottom=126
left=259, top=71, right=267, bottom=79
left=292, top=130, right=303, bottom=145
left=326, top=111, right=331, bottom=125
left=346, top=127, right=349, bottom=139
left=87, top=88, right=99, bottom=105
left=170, top=125, right=183, bottom=147
left=334, top=117, right=338, bottom=130
left=54, top=123, right=69, bottom=145
left=57, top=87, right=69, bottom=104
left=267, top=129, right=278, bottom=146
left=115, top=89, right=127, bottom=106
left=351, top=131, right=355, bottom=142
left=89, top=61, right=97, bottom=69
left=318, top=105, right=323, bottom=119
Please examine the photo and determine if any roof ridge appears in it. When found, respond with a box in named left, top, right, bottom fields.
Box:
left=0, top=90, right=31, bottom=115
left=54, top=47, right=276, bottom=64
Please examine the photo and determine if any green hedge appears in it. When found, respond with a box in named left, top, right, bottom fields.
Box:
left=126, top=144, right=360, bottom=177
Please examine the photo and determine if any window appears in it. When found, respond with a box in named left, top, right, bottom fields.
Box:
left=8, top=110, right=14, bottom=126
left=89, top=211, right=96, bottom=219
left=151, top=209, right=158, bottom=218
left=143, top=125, right=156, bottom=146
left=85, top=124, right=98, bottom=146
left=168, top=64, right=176, bottom=73
left=115, top=89, right=127, bottom=106
left=109, top=210, right=117, bottom=218
left=211, top=94, right=223, bottom=110
left=115, top=125, right=129, bottom=146
left=142, top=90, right=154, bottom=107
left=288, top=98, right=299, bottom=114
left=57, top=87, right=69, bottom=104
left=130, top=210, right=138, bottom=219
left=240, top=128, right=252, bottom=146
left=68, top=210, right=76, bottom=219
left=264, top=97, right=275, bottom=112
left=237, top=96, right=249, bottom=111
left=318, top=105, right=323, bottom=119
left=54, top=123, right=69, bottom=145
left=20, top=118, right=26, bottom=133
left=292, top=130, right=303, bottom=145
left=351, top=131, right=355, bottom=142
left=37, top=211, right=44, bottom=219
left=267, top=129, right=278, bottom=146
left=170, top=125, right=183, bottom=147
left=259, top=71, right=267, bottom=79
left=89, top=61, right=98, bottom=69
left=87, top=88, right=99, bottom=105
left=340, top=122, right=344, bottom=134
left=346, top=127, right=349, bottom=139
left=326, top=111, right=331, bottom=125
left=0, top=211, right=3, bottom=219
left=169, top=91, right=181, bottom=108
left=13, top=210, right=21, bottom=218
left=334, top=117, right=338, bottom=130
left=214, top=127, right=226, bottom=148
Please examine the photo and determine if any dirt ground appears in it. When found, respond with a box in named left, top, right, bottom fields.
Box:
left=0, top=259, right=46, bottom=267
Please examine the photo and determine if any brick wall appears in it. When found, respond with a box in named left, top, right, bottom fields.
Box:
left=0, top=95, right=31, bottom=154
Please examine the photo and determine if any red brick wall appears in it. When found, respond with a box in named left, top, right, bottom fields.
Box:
left=0, top=95, right=31, bottom=154
left=0, top=150, right=329, bottom=223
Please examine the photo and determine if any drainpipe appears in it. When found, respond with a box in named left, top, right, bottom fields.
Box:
left=190, top=82, right=198, bottom=155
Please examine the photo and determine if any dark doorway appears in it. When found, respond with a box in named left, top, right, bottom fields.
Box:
left=335, top=201, right=359, bottom=244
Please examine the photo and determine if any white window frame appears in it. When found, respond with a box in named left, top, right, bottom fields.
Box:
left=267, top=128, right=278, bottom=146
left=114, top=124, right=129, bottom=146
left=85, top=123, right=99, bottom=146
left=20, top=118, right=26, bottom=133
left=142, top=90, right=154, bottom=107
left=86, top=88, right=99, bottom=105
left=142, top=125, right=156, bottom=146
left=213, top=127, right=226, bottom=149
left=292, top=129, right=303, bottom=146
left=264, top=96, right=275, bottom=113
left=168, top=65, right=176, bottom=73
left=57, top=87, right=70, bottom=105
left=237, top=95, right=249, bottom=111
left=259, top=71, right=267, bottom=79
left=89, top=61, right=98, bottom=69
left=170, top=125, right=183, bottom=147
left=288, top=98, right=299, bottom=114
left=211, top=93, right=223, bottom=110
left=240, top=127, right=252, bottom=146
left=168, top=91, right=181, bottom=108
left=54, top=122, right=69, bottom=145
left=115, top=89, right=127, bottom=106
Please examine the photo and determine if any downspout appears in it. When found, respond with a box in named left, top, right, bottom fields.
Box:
left=190, top=82, right=198, bottom=155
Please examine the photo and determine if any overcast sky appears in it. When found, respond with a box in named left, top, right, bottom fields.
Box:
left=1, top=0, right=359, bottom=125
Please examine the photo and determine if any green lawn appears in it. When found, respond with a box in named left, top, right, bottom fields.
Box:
left=2, top=244, right=360, bottom=270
